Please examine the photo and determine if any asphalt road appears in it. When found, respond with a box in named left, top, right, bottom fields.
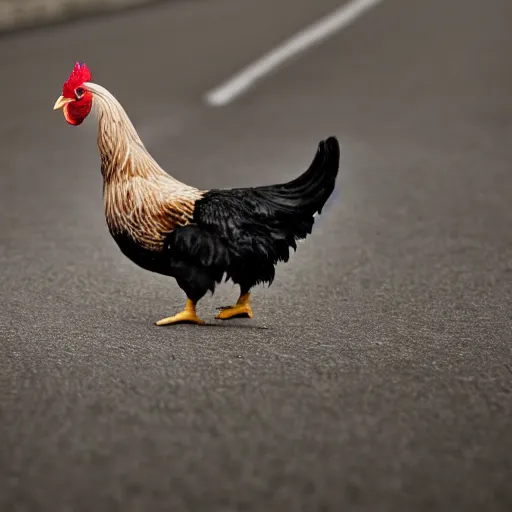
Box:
left=1, top=0, right=512, bottom=510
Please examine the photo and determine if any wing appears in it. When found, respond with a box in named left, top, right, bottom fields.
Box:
left=193, top=136, right=339, bottom=242
left=166, top=136, right=339, bottom=286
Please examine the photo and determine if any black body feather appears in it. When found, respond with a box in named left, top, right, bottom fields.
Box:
left=162, top=136, right=340, bottom=301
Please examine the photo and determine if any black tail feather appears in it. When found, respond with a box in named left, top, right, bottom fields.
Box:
left=278, top=136, right=340, bottom=195
left=257, top=136, right=340, bottom=217
left=184, top=136, right=341, bottom=293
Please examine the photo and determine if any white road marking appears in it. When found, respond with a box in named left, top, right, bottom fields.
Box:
left=204, top=0, right=384, bottom=107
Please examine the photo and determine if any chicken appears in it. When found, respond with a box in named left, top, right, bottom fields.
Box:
left=53, top=62, right=340, bottom=325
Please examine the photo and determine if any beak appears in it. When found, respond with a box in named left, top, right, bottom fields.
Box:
left=53, top=95, right=74, bottom=110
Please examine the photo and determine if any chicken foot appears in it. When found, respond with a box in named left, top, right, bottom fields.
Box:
left=155, top=299, right=205, bottom=326
left=216, top=292, right=253, bottom=320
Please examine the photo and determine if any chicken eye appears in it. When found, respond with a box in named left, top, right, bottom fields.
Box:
left=75, top=87, right=84, bottom=99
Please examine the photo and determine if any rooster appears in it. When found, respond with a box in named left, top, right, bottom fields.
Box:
left=53, top=62, right=340, bottom=326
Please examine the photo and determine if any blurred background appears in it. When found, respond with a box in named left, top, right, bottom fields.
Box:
left=1, top=0, right=511, bottom=511
left=0, top=0, right=160, bottom=32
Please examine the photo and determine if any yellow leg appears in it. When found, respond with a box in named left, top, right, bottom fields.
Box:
left=155, top=299, right=205, bottom=326
left=216, top=292, right=253, bottom=320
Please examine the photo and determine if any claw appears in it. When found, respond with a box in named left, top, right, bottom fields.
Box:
left=215, top=304, right=253, bottom=320
left=215, top=293, right=253, bottom=320
left=155, top=299, right=205, bottom=326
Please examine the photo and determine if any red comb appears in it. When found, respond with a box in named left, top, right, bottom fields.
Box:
left=62, top=61, right=92, bottom=98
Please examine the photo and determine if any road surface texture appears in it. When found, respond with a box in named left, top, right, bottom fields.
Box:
left=1, top=0, right=512, bottom=510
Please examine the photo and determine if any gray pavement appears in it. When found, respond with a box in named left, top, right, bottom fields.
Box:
left=0, top=0, right=160, bottom=33
left=1, top=0, right=512, bottom=510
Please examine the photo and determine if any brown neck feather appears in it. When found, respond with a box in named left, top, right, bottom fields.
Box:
left=85, top=82, right=166, bottom=183
left=84, top=82, right=204, bottom=251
